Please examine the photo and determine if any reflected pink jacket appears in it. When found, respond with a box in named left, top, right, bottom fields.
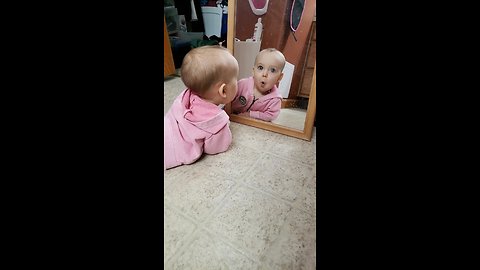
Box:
left=231, top=77, right=282, bottom=121
left=164, top=89, right=232, bottom=170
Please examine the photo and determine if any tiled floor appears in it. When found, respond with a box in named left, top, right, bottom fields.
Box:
left=164, top=74, right=316, bottom=269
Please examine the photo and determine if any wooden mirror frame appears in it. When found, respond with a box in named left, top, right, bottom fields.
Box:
left=225, top=0, right=316, bottom=141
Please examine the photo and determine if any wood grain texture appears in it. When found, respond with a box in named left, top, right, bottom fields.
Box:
left=298, top=22, right=316, bottom=97
left=164, top=16, right=176, bottom=77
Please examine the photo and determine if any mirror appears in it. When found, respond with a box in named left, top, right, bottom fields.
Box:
left=225, top=0, right=316, bottom=141
left=291, top=0, right=305, bottom=32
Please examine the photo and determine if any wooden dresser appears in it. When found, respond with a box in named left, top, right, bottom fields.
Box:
left=164, top=16, right=176, bottom=77
left=298, top=17, right=316, bottom=98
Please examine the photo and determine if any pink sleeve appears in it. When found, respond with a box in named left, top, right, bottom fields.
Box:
left=249, top=98, right=281, bottom=121
left=204, top=123, right=232, bottom=154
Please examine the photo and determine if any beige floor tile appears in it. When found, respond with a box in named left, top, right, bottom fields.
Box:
left=267, top=134, right=316, bottom=166
left=293, top=175, right=317, bottom=217
left=164, top=162, right=208, bottom=191
left=164, top=162, right=199, bottom=183
left=164, top=168, right=236, bottom=222
left=166, top=229, right=260, bottom=270
left=164, top=165, right=188, bottom=190
left=164, top=206, right=197, bottom=262
left=260, top=208, right=316, bottom=270
left=198, top=140, right=263, bottom=180
left=243, top=153, right=315, bottom=202
left=204, top=185, right=292, bottom=260
left=230, top=122, right=285, bottom=152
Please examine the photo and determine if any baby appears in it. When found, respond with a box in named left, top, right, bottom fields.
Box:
left=231, top=48, right=285, bottom=121
left=164, top=45, right=239, bottom=170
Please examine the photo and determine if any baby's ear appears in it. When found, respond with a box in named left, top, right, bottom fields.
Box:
left=217, top=83, right=227, bottom=98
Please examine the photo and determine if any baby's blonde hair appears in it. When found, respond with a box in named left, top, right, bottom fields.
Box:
left=181, top=45, right=238, bottom=95
left=254, top=48, right=286, bottom=71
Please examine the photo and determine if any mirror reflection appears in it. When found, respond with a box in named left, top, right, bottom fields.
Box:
left=231, top=48, right=285, bottom=122
left=231, top=0, right=316, bottom=131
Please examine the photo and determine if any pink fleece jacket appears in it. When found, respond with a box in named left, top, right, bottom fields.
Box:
left=231, top=77, right=282, bottom=121
left=164, top=89, right=232, bottom=170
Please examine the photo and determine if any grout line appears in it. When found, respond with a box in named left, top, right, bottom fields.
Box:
left=238, top=180, right=296, bottom=206
left=164, top=203, right=202, bottom=225
left=188, top=179, right=291, bottom=264
left=163, top=169, right=186, bottom=191
left=164, top=226, right=202, bottom=266
left=165, top=179, right=237, bottom=265
left=164, top=172, right=237, bottom=226
left=242, top=179, right=316, bottom=218
left=164, top=205, right=200, bottom=264
left=263, top=149, right=316, bottom=168
left=197, top=183, right=294, bottom=261
left=200, top=225, right=270, bottom=268
left=196, top=181, right=241, bottom=226
left=237, top=151, right=269, bottom=179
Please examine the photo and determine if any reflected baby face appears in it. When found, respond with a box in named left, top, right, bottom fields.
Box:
left=252, top=52, right=284, bottom=94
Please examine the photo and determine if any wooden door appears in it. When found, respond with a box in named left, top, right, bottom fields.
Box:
left=164, top=16, right=176, bottom=77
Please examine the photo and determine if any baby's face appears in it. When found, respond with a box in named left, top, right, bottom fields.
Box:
left=252, top=52, right=284, bottom=94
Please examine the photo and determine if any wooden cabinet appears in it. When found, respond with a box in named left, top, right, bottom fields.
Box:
left=298, top=19, right=316, bottom=98
left=164, top=16, right=176, bottom=77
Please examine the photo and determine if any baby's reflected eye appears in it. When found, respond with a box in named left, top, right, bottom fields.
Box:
left=269, top=68, right=277, bottom=73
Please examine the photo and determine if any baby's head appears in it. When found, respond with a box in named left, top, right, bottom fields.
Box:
left=181, top=45, right=239, bottom=105
left=252, top=48, right=286, bottom=94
